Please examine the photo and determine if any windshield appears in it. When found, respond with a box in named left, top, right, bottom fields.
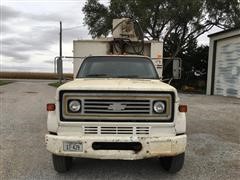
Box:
left=77, top=56, right=159, bottom=79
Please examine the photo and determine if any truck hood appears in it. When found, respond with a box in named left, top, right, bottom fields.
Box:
left=57, top=78, right=179, bottom=101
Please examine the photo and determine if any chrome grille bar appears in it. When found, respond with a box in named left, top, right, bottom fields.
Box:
left=84, top=99, right=150, bottom=115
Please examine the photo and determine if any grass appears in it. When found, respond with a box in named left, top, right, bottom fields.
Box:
left=0, top=72, right=73, bottom=80
left=48, top=82, right=64, bottom=88
left=0, top=80, right=14, bottom=86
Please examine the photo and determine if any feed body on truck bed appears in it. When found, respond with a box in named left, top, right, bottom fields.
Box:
left=45, top=55, right=187, bottom=173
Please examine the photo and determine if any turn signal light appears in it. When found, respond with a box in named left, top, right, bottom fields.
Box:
left=179, top=105, right=187, bottom=112
left=47, top=103, right=55, bottom=111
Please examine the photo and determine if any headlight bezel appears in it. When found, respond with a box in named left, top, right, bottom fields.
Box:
left=153, top=101, right=166, bottom=114
left=67, top=99, right=81, bottom=113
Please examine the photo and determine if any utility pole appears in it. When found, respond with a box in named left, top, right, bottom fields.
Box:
left=58, top=21, right=63, bottom=84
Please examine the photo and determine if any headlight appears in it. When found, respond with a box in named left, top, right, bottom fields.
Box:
left=68, top=100, right=81, bottom=112
left=153, top=101, right=165, bottom=113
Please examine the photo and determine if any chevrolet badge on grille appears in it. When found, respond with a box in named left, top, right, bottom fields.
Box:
left=108, top=103, right=126, bottom=111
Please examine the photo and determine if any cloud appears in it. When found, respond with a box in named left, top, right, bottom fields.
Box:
left=1, top=5, right=74, bottom=23
left=44, top=60, right=54, bottom=64
left=0, top=2, right=89, bottom=73
left=0, top=23, right=12, bottom=33
left=1, top=50, right=30, bottom=62
left=1, top=4, right=90, bottom=64
left=1, top=5, right=21, bottom=20
left=1, top=27, right=59, bottom=62
left=1, top=26, right=88, bottom=63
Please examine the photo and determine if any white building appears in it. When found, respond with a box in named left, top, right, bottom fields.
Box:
left=206, top=28, right=240, bottom=98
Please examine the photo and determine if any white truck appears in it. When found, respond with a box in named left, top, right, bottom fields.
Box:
left=45, top=19, right=187, bottom=174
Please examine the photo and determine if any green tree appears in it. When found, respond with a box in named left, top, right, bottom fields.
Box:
left=83, top=0, right=239, bottom=57
left=179, top=45, right=209, bottom=92
left=82, top=0, right=112, bottom=37
left=206, top=0, right=240, bottom=29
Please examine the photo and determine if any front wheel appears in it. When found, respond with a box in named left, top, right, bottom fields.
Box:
left=160, top=153, right=185, bottom=173
left=52, top=154, right=72, bottom=173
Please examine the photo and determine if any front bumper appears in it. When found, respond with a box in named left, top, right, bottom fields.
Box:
left=45, top=134, right=187, bottom=160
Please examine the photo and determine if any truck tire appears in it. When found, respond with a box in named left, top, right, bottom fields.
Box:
left=160, top=153, right=185, bottom=173
left=52, top=154, right=72, bottom=173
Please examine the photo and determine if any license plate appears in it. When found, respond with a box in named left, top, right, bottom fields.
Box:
left=63, top=142, right=83, bottom=152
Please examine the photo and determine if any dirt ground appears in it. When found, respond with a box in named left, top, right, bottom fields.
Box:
left=0, top=81, right=239, bottom=180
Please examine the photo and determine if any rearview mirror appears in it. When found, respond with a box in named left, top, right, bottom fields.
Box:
left=173, top=59, right=181, bottom=79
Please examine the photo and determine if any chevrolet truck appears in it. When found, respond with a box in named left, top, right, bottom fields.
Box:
left=45, top=55, right=187, bottom=173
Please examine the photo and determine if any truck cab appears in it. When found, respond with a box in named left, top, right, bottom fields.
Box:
left=45, top=55, right=187, bottom=173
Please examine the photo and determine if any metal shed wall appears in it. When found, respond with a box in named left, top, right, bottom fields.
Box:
left=214, top=36, right=240, bottom=97
left=206, top=29, right=240, bottom=98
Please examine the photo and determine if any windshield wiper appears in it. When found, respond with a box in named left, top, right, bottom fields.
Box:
left=85, top=74, right=110, bottom=77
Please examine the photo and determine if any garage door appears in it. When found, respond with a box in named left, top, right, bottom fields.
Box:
left=214, top=36, right=240, bottom=98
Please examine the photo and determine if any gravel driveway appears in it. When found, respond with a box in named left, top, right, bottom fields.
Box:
left=0, top=81, right=239, bottom=180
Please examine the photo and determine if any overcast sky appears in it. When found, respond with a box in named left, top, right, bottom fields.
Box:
left=0, top=0, right=221, bottom=73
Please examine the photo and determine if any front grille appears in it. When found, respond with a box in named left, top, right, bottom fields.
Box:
left=60, top=91, right=174, bottom=122
left=101, top=126, right=133, bottom=134
left=136, top=127, right=150, bottom=135
left=84, top=126, right=150, bottom=135
left=84, top=99, right=150, bottom=114
left=84, top=126, right=98, bottom=134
